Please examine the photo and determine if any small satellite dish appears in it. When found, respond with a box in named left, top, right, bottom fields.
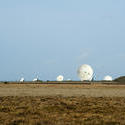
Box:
left=67, top=79, right=71, bottom=81
left=57, top=75, right=64, bottom=82
left=20, top=78, right=24, bottom=82
left=103, top=76, right=113, bottom=81
left=33, top=76, right=39, bottom=82
left=77, top=64, right=93, bottom=81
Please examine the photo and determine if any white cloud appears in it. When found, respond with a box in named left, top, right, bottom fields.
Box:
left=45, top=60, right=57, bottom=65
left=117, top=53, right=125, bottom=60
left=77, top=51, right=89, bottom=62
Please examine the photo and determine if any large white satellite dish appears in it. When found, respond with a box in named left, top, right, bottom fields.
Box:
left=77, top=64, right=93, bottom=81
left=103, top=76, right=113, bottom=81
left=20, top=78, right=24, bottom=82
left=57, top=75, right=64, bottom=82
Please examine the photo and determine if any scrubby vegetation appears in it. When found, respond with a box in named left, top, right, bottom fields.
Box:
left=0, top=96, right=125, bottom=125
left=114, top=76, right=125, bottom=83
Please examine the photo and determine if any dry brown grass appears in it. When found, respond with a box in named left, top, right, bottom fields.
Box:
left=0, top=84, right=125, bottom=125
left=0, top=96, right=125, bottom=125
left=0, top=83, right=125, bottom=97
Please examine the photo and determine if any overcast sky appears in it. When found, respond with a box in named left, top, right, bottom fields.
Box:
left=0, top=0, right=125, bottom=81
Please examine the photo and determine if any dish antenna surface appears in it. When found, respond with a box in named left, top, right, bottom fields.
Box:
left=77, top=64, right=93, bottom=81
left=20, top=78, right=24, bottom=82
left=67, top=79, right=71, bottom=81
left=33, top=76, right=39, bottom=82
left=103, top=76, right=113, bottom=81
left=57, top=75, right=64, bottom=82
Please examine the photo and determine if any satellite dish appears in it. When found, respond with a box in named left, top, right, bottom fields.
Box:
left=33, top=76, right=39, bottom=82
left=57, top=75, right=64, bottom=82
left=77, top=64, right=93, bottom=81
left=67, top=79, right=71, bottom=81
left=20, top=78, right=24, bottom=82
left=103, top=76, right=113, bottom=81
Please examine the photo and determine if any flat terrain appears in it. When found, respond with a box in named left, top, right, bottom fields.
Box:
left=0, top=83, right=125, bottom=125
left=0, top=83, right=125, bottom=97
left=1, top=96, right=125, bottom=125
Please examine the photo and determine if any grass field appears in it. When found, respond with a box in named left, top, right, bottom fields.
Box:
left=0, top=96, right=125, bottom=125
left=0, top=83, right=125, bottom=125
left=0, top=83, right=125, bottom=97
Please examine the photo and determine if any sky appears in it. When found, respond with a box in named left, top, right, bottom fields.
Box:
left=0, top=0, right=125, bottom=81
